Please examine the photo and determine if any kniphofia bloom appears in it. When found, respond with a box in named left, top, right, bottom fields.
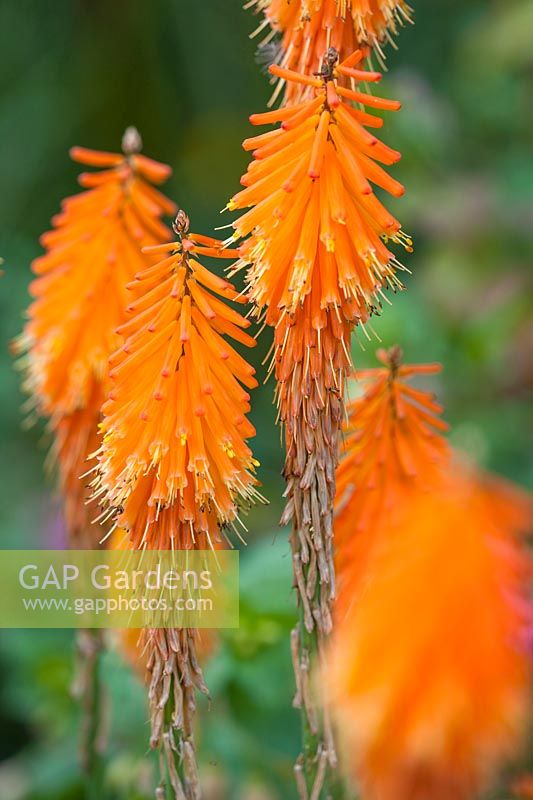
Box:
left=227, top=46, right=411, bottom=792
left=335, top=346, right=449, bottom=575
left=95, top=210, right=260, bottom=551
left=229, top=48, right=410, bottom=649
left=330, top=350, right=532, bottom=800
left=250, top=0, right=412, bottom=102
left=94, top=211, right=261, bottom=799
left=229, top=48, right=409, bottom=329
left=18, top=128, right=175, bottom=542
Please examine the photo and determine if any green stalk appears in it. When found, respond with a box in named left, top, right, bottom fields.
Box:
left=73, top=628, right=107, bottom=800
left=291, top=548, right=351, bottom=800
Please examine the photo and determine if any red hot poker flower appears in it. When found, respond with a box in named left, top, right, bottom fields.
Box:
left=331, top=469, right=532, bottom=800
left=336, top=347, right=449, bottom=534
left=329, top=349, right=532, bottom=800
left=22, top=129, right=176, bottom=418
left=18, top=129, right=176, bottom=543
left=95, top=212, right=261, bottom=551
left=94, top=214, right=262, bottom=797
left=251, top=0, right=412, bottom=102
left=229, top=49, right=410, bottom=329
left=227, top=51, right=410, bottom=793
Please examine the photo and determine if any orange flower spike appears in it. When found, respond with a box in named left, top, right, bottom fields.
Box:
left=229, top=49, right=409, bottom=325
left=250, top=0, right=413, bottom=102
left=330, top=349, right=533, bottom=799
left=16, top=128, right=176, bottom=544
left=330, top=470, right=532, bottom=800
left=21, top=127, right=176, bottom=419
left=335, top=347, right=449, bottom=549
left=96, top=211, right=261, bottom=550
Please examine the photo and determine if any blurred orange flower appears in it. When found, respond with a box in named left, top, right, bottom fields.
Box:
left=329, top=350, right=532, bottom=800
left=53, top=381, right=105, bottom=541
left=512, top=773, right=533, bottom=799
left=335, top=346, right=449, bottom=577
left=22, top=132, right=175, bottom=418
left=18, top=129, right=175, bottom=542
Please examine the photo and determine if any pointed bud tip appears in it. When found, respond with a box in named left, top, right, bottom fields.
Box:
left=122, top=126, right=142, bottom=155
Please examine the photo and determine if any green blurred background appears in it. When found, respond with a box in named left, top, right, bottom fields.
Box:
left=0, top=0, right=532, bottom=798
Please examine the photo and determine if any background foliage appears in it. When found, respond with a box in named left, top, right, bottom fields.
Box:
left=0, top=0, right=532, bottom=797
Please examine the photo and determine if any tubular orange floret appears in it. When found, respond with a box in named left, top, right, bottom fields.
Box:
left=94, top=213, right=261, bottom=551
left=250, top=0, right=413, bottom=103
left=229, top=49, right=409, bottom=329
left=329, top=349, right=533, bottom=800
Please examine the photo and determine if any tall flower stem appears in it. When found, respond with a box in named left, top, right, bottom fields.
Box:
left=236, top=5, right=412, bottom=797
left=73, top=628, right=107, bottom=800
